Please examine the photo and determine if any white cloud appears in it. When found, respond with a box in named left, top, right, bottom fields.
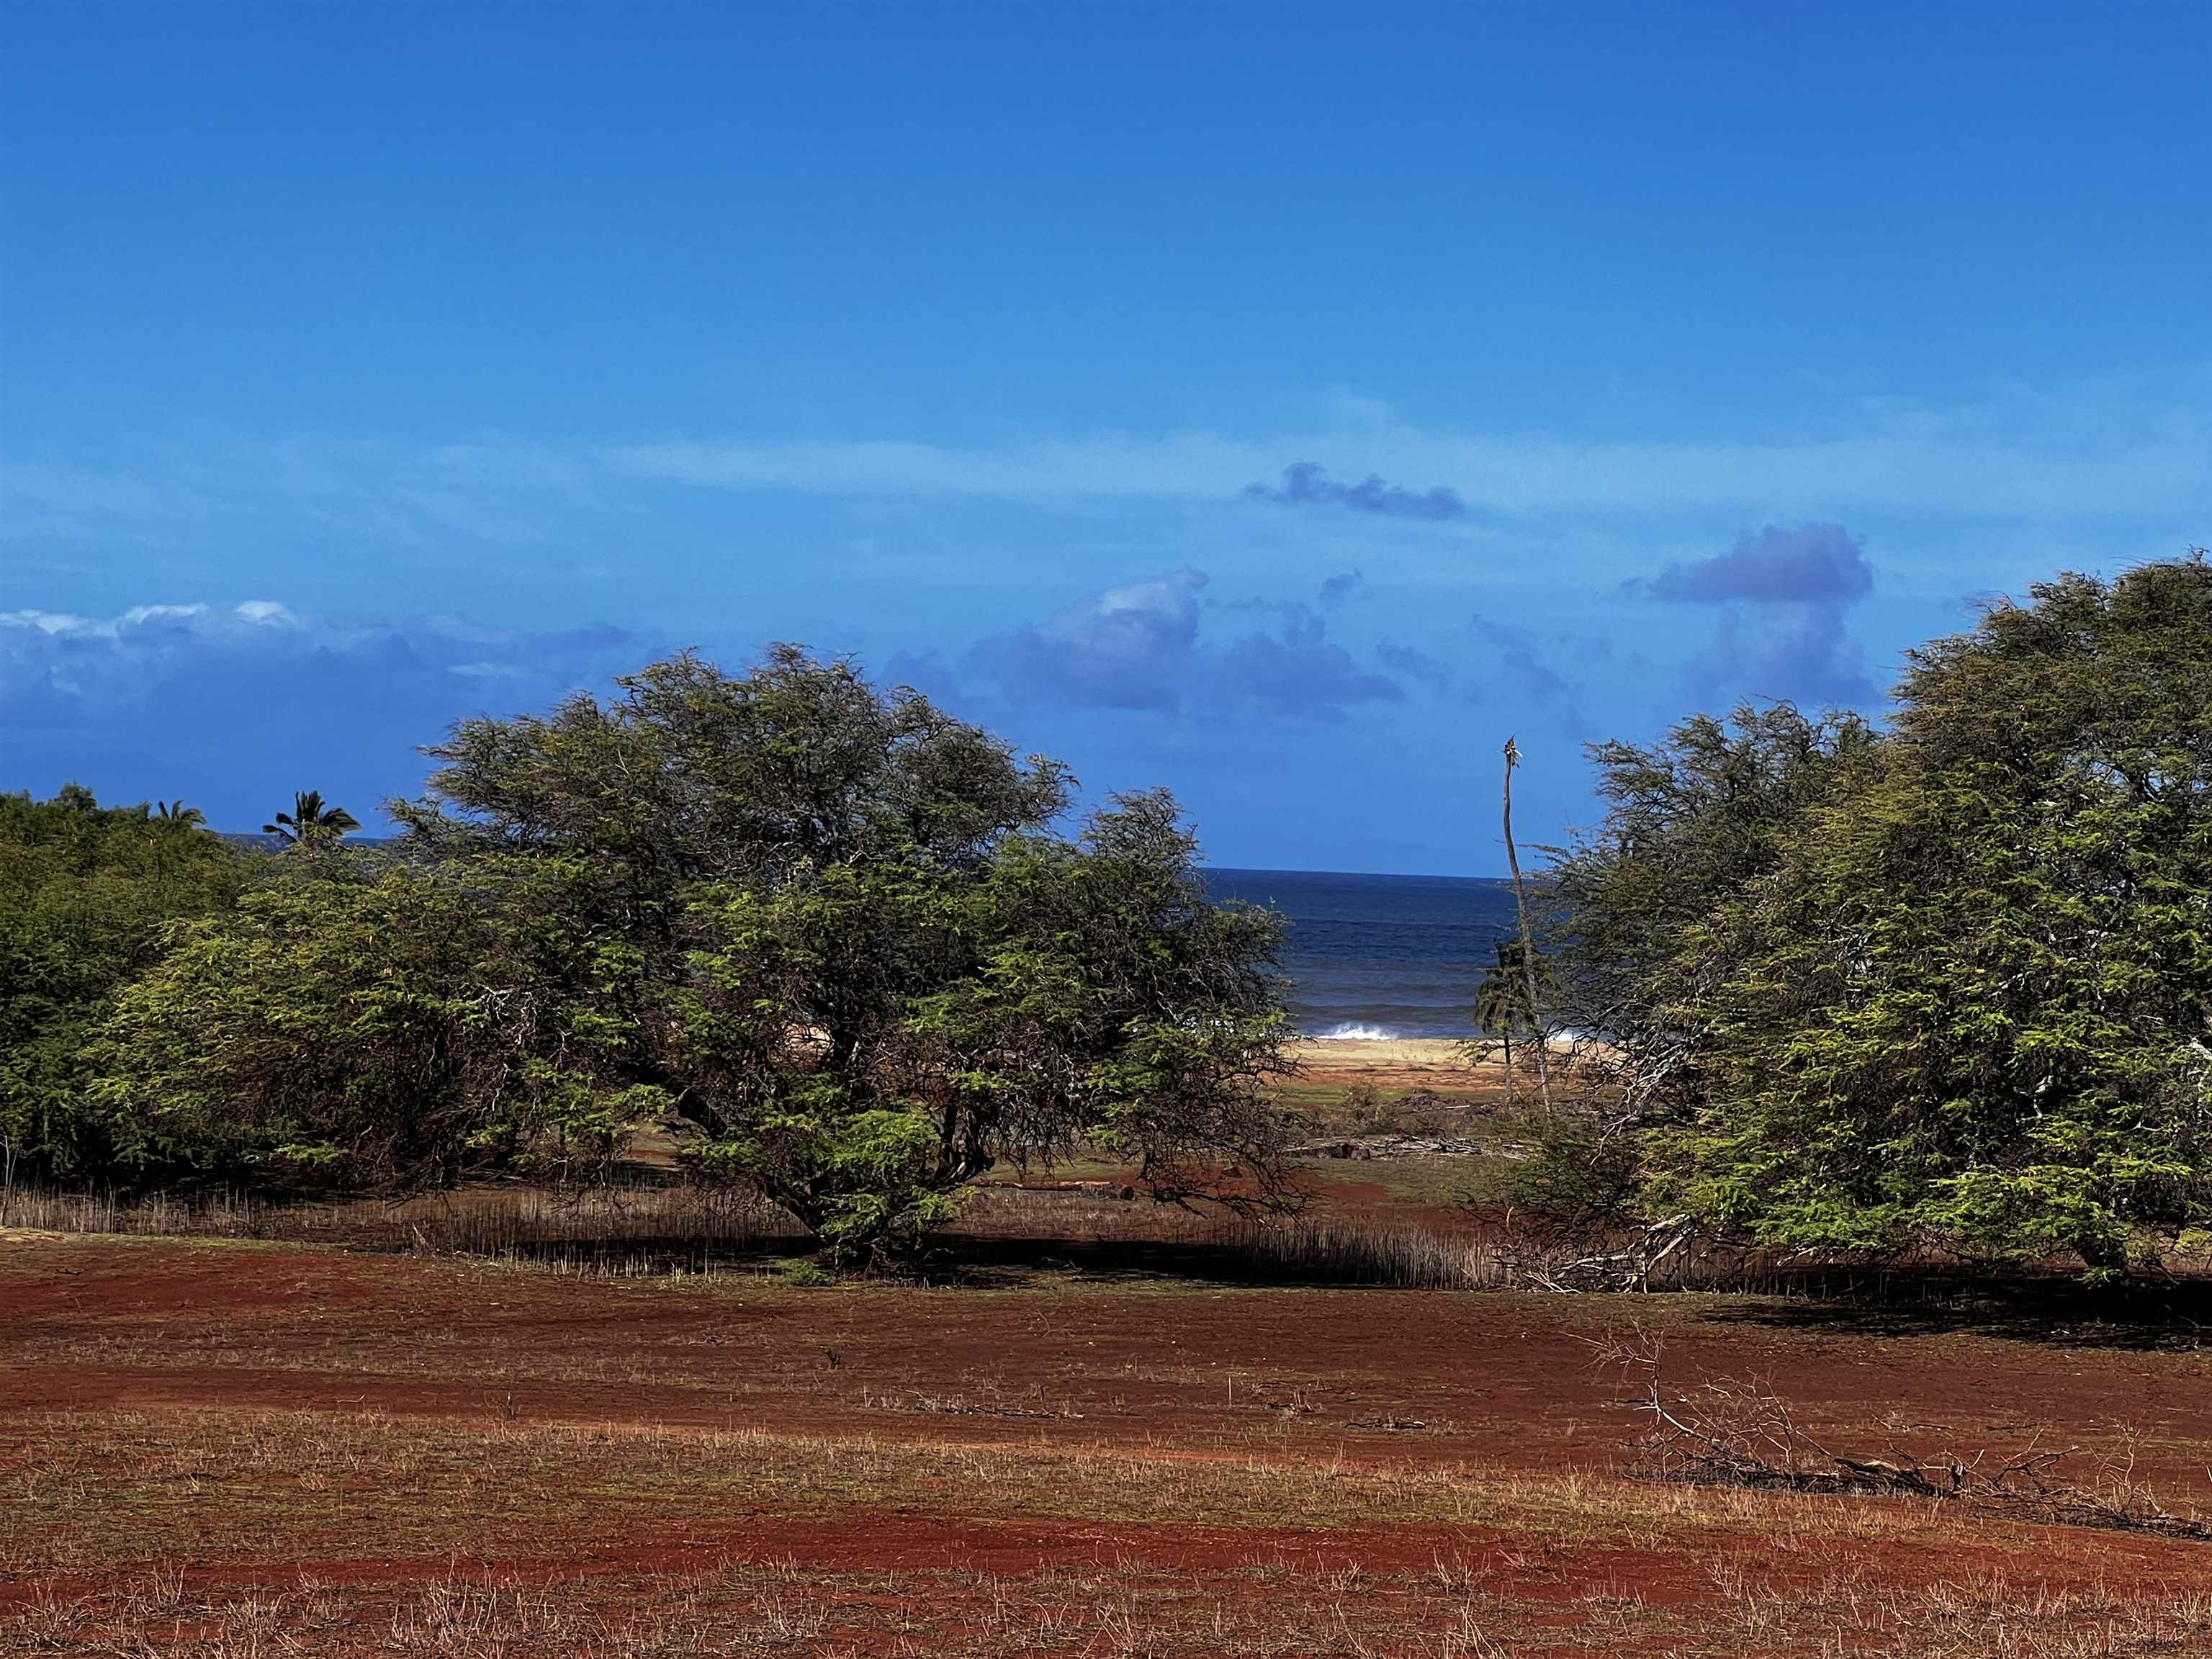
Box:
left=1, top=598, right=655, bottom=828
left=600, top=376, right=2212, bottom=521
left=902, top=568, right=1403, bottom=719
left=6, top=372, right=2203, bottom=562
left=1, top=599, right=641, bottom=727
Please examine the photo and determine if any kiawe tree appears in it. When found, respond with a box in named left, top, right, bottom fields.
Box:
left=376, top=647, right=1296, bottom=1254
left=1547, top=702, right=1882, bottom=1122
left=0, top=788, right=249, bottom=1184
left=1556, top=556, right=2212, bottom=1277
left=90, top=852, right=657, bottom=1190
left=1671, top=558, right=2212, bottom=1273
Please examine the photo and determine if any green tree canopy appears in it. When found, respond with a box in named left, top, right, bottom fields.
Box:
left=0, top=788, right=249, bottom=1179
left=1557, top=556, right=2212, bottom=1274
left=89, top=854, right=659, bottom=1190
left=73, top=653, right=1290, bottom=1238
left=264, top=790, right=359, bottom=849
left=1547, top=703, right=1881, bottom=1120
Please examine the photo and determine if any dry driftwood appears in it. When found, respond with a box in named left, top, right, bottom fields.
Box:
left=1500, top=1213, right=1701, bottom=1293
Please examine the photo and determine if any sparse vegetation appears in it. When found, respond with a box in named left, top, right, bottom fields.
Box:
left=1599, top=1327, right=2212, bottom=1542
left=1467, top=938, right=1551, bottom=1096
left=7, top=1234, right=2212, bottom=1656
left=11, top=1556, right=2212, bottom=1658
left=9, top=565, right=2212, bottom=1649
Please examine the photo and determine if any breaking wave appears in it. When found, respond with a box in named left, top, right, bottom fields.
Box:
left=1202, top=868, right=1524, bottom=1042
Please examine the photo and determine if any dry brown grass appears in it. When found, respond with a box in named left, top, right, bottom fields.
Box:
left=9, top=1402, right=2206, bottom=1628
left=0, top=1182, right=801, bottom=1256
left=0, top=1180, right=1804, bottom=1296
left=0, top=1403, right=1671, bottom=1570
left=1596, top=1327, right=2212, bottom=1551
left=9, top=1557, right=2212, bottom=1657
left=11, top=1237, right=2212, bottom=1655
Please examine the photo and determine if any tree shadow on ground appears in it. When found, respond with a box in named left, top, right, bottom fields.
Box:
left=909, top=1233, right=1433, bottom=1288
left=1697, top=1276, right=2212, bottom=1353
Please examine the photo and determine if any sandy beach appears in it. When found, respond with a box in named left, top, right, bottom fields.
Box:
left=1288, top=1033, right=1599, bottom=1096
left=1289, top=1035, right=1481, bottom=1094
left=1291, top=1035, right=1467, bottom=1069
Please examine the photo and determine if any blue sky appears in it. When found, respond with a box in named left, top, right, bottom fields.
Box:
left=4, top=1, right=2206, bottom=873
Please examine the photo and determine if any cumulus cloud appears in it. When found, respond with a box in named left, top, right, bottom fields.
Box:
left=935, top=570, right=1401, bottom=719
left=1629, top=523, right=1879, bottom=706
left=1318, top=569, right=1365, bottom=606
left=1468, top=613, right=1582, bottom=714
left=1375, top=640, right=1457, bottom=693
left=962, top=570, right=1206, bottom=712
left=1244, top=462, right=1469, bottom=521
left=1, top=601, right=645, bottom=826
left=1638, top=523, right=1873, bottom=603
left=1694, top=605, right=1873, bottom=707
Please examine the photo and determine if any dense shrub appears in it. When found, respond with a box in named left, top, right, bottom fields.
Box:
left=1555, top=557, right=2212, bottom=1273
left=0, top=788, right=250, bottom=1181
left=86, top=854, right=661, bottom=1190
left=198, top=647, right=1297, bottom=1251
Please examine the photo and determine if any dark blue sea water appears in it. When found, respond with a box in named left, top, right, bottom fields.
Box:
left=1202, top=868, right=1521, bottom=1040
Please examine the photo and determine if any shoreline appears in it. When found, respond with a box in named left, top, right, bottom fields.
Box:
left=1290, top=1035, right=1467, bottom=1069
left=1287, top=1035, right=1480, bottom=1092
left=1287, top=1033, right=1595, bottom=1093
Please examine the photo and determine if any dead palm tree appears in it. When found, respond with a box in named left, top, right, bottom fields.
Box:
left=264, top=789, right=359, bottom=848
left=1501, top=737, right=1553, bottom=1112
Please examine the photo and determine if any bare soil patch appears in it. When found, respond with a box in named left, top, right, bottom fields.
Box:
left=4, top=1234, right=2209, bottom=1655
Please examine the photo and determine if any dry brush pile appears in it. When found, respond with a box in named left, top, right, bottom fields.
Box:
left=1596, top=1327, right=2212, bottom=1545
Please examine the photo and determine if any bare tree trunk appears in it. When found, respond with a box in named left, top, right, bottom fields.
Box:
left=1502, top=737, right=1553, bottom=1113
left=1500, top=1029, right=1514, bottom=1105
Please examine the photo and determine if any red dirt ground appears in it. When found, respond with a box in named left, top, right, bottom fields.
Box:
left=10, top=1234, right=2207, bottom=1475
left=6, top=1233, right=2212, bottom=1653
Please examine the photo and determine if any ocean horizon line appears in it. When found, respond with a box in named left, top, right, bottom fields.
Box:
left=1202, top=864, right=1516, bottom=884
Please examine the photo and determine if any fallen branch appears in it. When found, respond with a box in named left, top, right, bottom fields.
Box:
left=1502, top=1213, right=1699, bottom=1293
left=1592, top=1328, right=2212, bottom=1542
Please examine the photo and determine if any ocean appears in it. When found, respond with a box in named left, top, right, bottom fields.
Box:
left=1202, top=868, right=1522, bottom=1040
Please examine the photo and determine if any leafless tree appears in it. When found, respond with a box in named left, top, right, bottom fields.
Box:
left=1501, top=737, right=1552, bottom=1112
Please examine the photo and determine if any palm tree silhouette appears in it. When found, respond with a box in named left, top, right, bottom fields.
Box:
left=264, top=790, right=359, bottom=848
left=1473, top=938, right=1552, bottom=1106
left=148, top=800, right=207, bottom=876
